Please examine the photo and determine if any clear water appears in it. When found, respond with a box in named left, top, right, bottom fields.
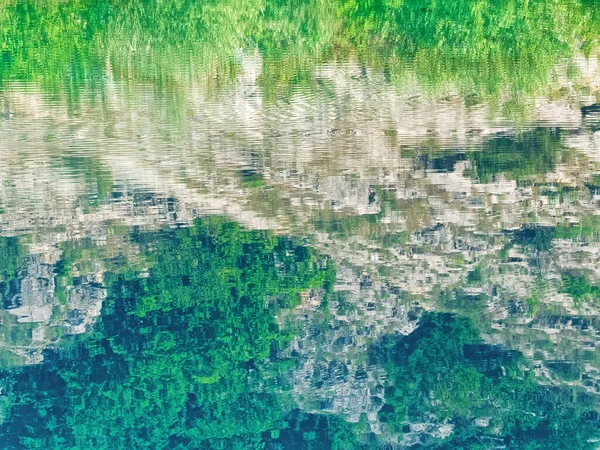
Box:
left=2, top=1, right=600, bottom=448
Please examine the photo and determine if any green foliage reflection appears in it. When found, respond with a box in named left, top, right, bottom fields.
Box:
left=0, top=218, right=335, bottom=449
left=468, top=128, right=564, bottom=183
left=1, top=0, right=599, bottom=108
left=372, top=313, right=600, bottom=449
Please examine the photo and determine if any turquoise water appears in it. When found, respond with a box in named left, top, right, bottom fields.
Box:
left=2, top=1, right=600, bottom=448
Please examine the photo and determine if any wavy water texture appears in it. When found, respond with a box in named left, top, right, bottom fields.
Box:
left=2, top=1, right=600, bottom=449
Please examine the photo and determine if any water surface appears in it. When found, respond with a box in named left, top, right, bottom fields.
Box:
left=2, top=1, right=600, bottom=448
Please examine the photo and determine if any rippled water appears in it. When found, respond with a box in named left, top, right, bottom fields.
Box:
left=3, top=1, right=600, bottom=449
